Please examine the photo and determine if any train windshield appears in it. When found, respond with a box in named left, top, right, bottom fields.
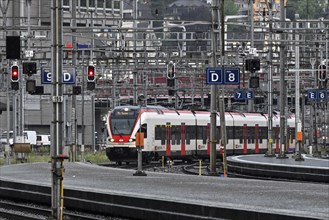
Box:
left=110, top=107, right=140, bottom=135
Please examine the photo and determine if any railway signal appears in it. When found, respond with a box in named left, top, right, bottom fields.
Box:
left=11, top=65, right=19, bottom=82
left=73, top=86, right=82, bottom=95
left=11, top=65, right=19, bottom=90
left=87, top=65, right=96, bottom=91
left=23, top=62, right=37, bottom=76
left=245, top=59, right=260, bottom=73
left=87, top=81, right=95, bottom=90
left=87, top=65, right=95, bottom=81
left=318, top=65, right=328, bottom=89
left=318, top=65, right=327, bottom=81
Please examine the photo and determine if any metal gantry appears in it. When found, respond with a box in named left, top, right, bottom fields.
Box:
left=0, top=2, right=329, bottom=218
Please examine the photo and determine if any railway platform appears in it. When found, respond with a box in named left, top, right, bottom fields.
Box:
left=0, top=161, right=328, bottom=220
left=227, top=154, right=329, bottom=183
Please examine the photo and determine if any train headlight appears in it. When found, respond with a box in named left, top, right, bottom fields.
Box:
left=129, top=138, right=133, bottom=142
left=110, top=138, right=114, bottom=142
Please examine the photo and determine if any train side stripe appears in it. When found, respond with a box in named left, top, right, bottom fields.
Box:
left=276, top=125, right=280, bottom=154
left=166, top=122, right=171, bottom=156
left=181, top=123, right=186, bottom=156
left=243, top=124, right=247, bottom=154
left=255, top=124, right=259, bottom=154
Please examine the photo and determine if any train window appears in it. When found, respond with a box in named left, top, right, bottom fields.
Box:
left=235, top=126, right=243, bottom=139
left=111, top=119, right=135, bottom=135
left=259, top=127, right=268, bottom=139
left=171, top=126, right=176, bottom=145
left=155, top=126, right=161, bottom=140
left=203, top=126, right=207, bottom=144
left=138, top=124, right=147, bottom=138
left=155, top=125, right=166, bottom=145
left=161, top=127, right=165, bottom=145
left=186, top=126, right=190, bottom=145
left=176, top=126, right=181, bottom=145
left=248, top=127, right=254, bottom=144
left=186, top=126, right=195, bottom=145
left=192, top=126, right=197, bottom=140
left=171, top=126, right=181, bottom=145
left=195, top=126, right=205, bottom=144
left=227, top=126, right=234, bottom=139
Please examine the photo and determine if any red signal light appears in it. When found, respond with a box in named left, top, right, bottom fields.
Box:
left=319, top=65, right=327, bottom=81
left=11, top=65, right=19, bottom=82
left=87, top=65, right=95, bottom=81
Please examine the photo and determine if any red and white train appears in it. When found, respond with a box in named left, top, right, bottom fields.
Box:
left=105, top=105, right=296, bottom=164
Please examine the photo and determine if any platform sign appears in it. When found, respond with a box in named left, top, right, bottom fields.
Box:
left=234, top=90, right=245, bottom=100
left=246, top=90, right=255, bottom=100
left=318, top=90, right=328, bottom=101
left=206, top=68, right=222, bottom=84
left=307, top=89, right=328, bottom=101
left=77, top=43, right=90, bottom=49
left=223, top=68, right=240, bottom=84
left=206, top=67, right=240, bottom=85
left=307, top=90, right=318, bottom=101
left=234, top=89, right=254, bottom=101
left=41, top=69, right=52, bottom=84
left=41, top=68, right=76, bottom=84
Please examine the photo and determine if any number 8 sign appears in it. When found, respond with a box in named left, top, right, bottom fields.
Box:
left=206, top=67, right=240, bottom=85
left=224, top=68, right=240, bottom=84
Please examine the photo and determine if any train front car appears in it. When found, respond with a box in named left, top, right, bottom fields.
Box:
left=106, top=106, right=140, bottom=164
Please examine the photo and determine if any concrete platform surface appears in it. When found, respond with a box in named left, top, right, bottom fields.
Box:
left=0, top=162, right=328, bottom=220
left=227, top=154, right=329, bottom=183
left=229, top=154, right=329, bottom=169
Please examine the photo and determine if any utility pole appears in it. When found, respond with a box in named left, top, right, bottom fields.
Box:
left=219, top=0, right=227, bottom=176
left=248, top=0, right=255, bottom=112
left=277, top=0, right=288, bottom=159
left=1, top=0, right=11, bottom=165
left=294, top=12, right=304, bottom=161
left=133, top=0, right=138, bottom=106
left=209, top=0, right=219, bottom=175
left=265, top=0, right=275, bottom=157
left=50, top=0, right=64, bottom=219
left=71, top=0, right=77, bottom=162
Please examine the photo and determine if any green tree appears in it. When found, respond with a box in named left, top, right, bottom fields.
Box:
left=286, top=0, right=299, bottom=20
left=224, top=0, right=239, bottom=16
left=287, top=0, right=327, bottom=19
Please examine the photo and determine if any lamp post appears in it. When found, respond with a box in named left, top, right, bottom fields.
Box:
left=134, top=94, right=147, bottom=176
left=294, top=22, right=304, bottom=161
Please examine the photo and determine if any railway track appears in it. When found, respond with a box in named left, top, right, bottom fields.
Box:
left=1, top=161, right=327, bottom=220
left=100, top=160, right=225, bottom=176
left=0, top=200, right=126, bottom=220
